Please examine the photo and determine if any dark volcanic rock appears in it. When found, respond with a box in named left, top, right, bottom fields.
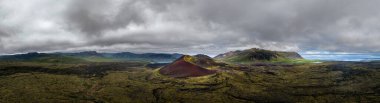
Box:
left=193, top=54, right=219, bottom=68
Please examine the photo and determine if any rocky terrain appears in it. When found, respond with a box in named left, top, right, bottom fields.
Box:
left=0, top=48, right=379, bottom=103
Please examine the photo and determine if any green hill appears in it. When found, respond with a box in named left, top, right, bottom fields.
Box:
left=214, top=48, right=304, bottom=64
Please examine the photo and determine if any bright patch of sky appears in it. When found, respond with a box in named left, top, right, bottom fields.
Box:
left=300, top=51, right=380, bottom=61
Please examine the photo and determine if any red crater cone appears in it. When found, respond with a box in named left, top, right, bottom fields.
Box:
left=159, top=56, right=216, bottom=78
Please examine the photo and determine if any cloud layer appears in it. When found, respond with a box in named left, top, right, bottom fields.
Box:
left=1, top=0, right=380, bottom=55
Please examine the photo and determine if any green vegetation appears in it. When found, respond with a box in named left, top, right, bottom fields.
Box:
left=270, top=58, right=320, bottom=64
left=81, top=56, right=128, bottom=62
left=0, top=61, right=380, bottom=102
left=215, top=48, right=304, bottom=64
left=0, top=50, right=379, bottom=102
left=31, top=55, right=87, bottom=63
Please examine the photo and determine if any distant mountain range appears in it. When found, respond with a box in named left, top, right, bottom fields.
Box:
left=0, top=51, right=183, bottom=63
left=0, top=48, right=305, bottom=64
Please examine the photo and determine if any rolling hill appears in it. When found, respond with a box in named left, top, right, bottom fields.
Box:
left=0, top=49, right=379, bottom=102
left=214, top=48, right=303, bottom=63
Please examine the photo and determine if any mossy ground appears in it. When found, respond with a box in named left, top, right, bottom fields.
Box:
left=0, top=61, right=380, bottom=103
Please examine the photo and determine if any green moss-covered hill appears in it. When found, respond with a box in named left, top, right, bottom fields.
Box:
left=0, top=50, right=379, bottom=102
left=215, top=48, right=304, bottom=64
left=1, top=61, right=380, bottom=102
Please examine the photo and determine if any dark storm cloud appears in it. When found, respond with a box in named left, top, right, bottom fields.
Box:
left=11, top=41, right=77, bottom=53
left=64, top=0, right=145, bottom=36
left=0, top=28, right=8, bottom=36
left=0, top=25, right=11, bottom=50
left=1, top=0, right=380, bottom=54
left=180, top=0, right=380, bottom=52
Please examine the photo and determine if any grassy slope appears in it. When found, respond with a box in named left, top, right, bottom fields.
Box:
left=218, top=55, right=318, bottom=65
left=1, top=61, right=380, bottom=102
left=215, top=49, right=311, bottom=65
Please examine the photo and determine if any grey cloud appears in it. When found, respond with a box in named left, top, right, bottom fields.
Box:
left=0, top=28, right=8, bottom=36
left=64, top=0, right=145, bottom=36
left=1, top=40, right=77, bottom=54
left=1, top=0, right=380, bottom=54
left=179, top=0, right=380, bottom=52
left=88, top=32, right=211, bottom=48
left=0, top=26, right=10, bottom=49
left=0, top=29, right=5, bottom=50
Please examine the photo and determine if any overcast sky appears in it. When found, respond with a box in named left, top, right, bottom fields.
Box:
left=1, top=0, right=380, bottom=55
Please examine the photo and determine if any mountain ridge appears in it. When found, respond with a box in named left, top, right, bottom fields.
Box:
left=0, top=51, right=183, bottom=63
left=215, top=48, right=303, bottom=63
